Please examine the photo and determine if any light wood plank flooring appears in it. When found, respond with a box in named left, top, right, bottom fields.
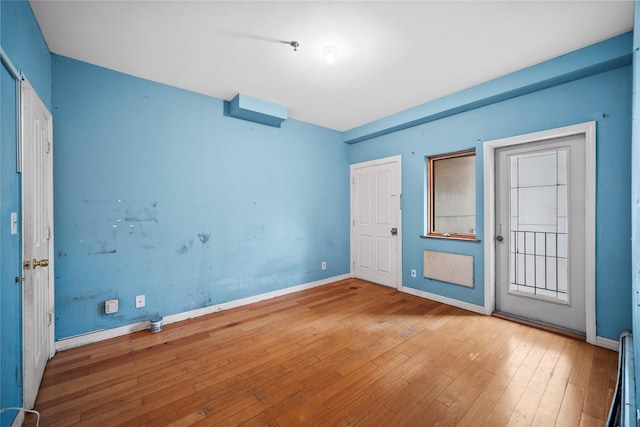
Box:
left=25, top=279, right=617, bottom=426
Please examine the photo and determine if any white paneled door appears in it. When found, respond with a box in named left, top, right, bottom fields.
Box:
left=351, top=156, right=401, bottom=288
left=22, top=79, right=54, bottom=408
left=495, top=134, right=586, bottom=333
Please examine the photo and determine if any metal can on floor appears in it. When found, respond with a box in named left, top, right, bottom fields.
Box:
left=150, top=317, right=163, bottom=333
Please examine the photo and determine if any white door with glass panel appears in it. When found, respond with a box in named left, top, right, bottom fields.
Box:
left=351, top=156, right=401, bottom=288
left=495, top=135, right=586, bottom=333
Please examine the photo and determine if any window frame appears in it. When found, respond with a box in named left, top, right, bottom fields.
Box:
left=427, top=148, right=477, bottom=241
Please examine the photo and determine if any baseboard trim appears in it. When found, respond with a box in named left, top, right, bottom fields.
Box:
left=399, top=285, right=485, bottom=315
left=55, top=273, right=352, bottom=351
left=10, top=411, right=24, bottom=427
left=595, top=336, right=619, bottom=352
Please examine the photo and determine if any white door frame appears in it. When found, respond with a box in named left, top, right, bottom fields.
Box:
left=21, top=78, right=55, bottom=408
left=483, top=122, right=596, bottom=344
left=350, top=155, right=402, bottom=289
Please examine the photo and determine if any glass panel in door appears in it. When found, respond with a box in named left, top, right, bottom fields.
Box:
left=508, top=149, right=568, bottom=303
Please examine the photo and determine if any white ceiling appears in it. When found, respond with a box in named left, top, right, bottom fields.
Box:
left=30, top=1, right=634, bottom=131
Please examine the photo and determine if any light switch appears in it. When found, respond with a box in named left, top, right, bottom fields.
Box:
left=105, top=299, right=119, bottom=314
left=10, top=212, right=17, bottom=235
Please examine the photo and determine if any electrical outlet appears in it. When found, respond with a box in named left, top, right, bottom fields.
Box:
left=321, top=261, right=327, bottom=270
left=135, top=295, right=145, bottom=308
left=411, top=269, right=417, bottom=278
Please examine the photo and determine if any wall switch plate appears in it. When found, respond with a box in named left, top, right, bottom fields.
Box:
left=411, top=269, right=417, bottom=278
left=105, top=298, right=119, bottom=314
left=321, top=261, right=327, bottom=270
left=10, top=212, right=17, bottom=235
left=136, top=295, right=145, bottom=308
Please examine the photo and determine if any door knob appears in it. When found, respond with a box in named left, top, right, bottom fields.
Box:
left=496, top=235, right=504, bottom=242
left=23, top=259, right=49, bottom=270
left=32, top=259, right=49, bottom=268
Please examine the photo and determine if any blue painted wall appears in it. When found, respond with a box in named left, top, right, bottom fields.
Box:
left=1, top=1, right=3, bottom=417
left=0, top=64, right=23, bottom=427
left=0, top=1, right=50, bottom=425
left=351, top=64, right=632, bottom=340
left=52, top=55, right=350, bottom=339
left=631, top=0, right=640, bottom=411
left=1, top=0, right=4, bottom=419
left=0, top=64, right=22, bottom=427
left=1, top=0, right=51, bottom=109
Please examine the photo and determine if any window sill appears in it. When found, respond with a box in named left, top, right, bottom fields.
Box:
left=420, top=235, right=481, bottom=243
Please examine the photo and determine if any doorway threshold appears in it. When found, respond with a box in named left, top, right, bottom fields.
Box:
left=492, top=311, right=586, bottom=341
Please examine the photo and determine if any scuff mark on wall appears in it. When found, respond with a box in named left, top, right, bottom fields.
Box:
left=83, top=198, right=158, bottom=222
left=95, top=249, right=117, bottom=255
left=81, top=199, right=161, bottom=257
left=72, top=294, right=97, bottom=301
left=177, top=239, right=194, bottom=254
left=197, top=233, right=210, bottom=245
left=88, top=236, right=118, bottom=256
left=126, top=200, right=158, bottom=222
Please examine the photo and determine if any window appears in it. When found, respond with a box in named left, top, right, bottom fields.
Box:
left=427, top=149, right=476, bottom=240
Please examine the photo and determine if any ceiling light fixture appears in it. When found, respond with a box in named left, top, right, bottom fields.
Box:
left=324, top=46, right=337, bottom=64
left=290, top=41, right=300, bottom=52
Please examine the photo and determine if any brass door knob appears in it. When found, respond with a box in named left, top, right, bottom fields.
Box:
left=33, top=259, right=49, bottom=268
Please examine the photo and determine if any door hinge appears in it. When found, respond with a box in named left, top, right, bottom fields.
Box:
left=48, top=313, right=52, bottom=326
left=352, top=177, right=355, bottom=185
left=47, top=226, right=51, bottom=240
left=46, top=141, right=51, bottom=154
left=352, top=261, right=355, bottom=269
left=400, top=193, right=402, bottom=210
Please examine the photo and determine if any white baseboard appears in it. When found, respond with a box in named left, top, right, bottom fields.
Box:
left=595, top=336, right=619, bottom=351
left=399, top=284, right=485, bottom=314
left=10, top=411, right=24, bottom=427
left=55, top=273, right=351, bottom=352
left=163, top=273, right=351, bottom=324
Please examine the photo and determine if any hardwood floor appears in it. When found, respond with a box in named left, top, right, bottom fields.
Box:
left=25, top=279, right=617, bottom=426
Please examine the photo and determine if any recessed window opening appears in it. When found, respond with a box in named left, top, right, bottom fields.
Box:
left=427, top=149, right=476, bottom=240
